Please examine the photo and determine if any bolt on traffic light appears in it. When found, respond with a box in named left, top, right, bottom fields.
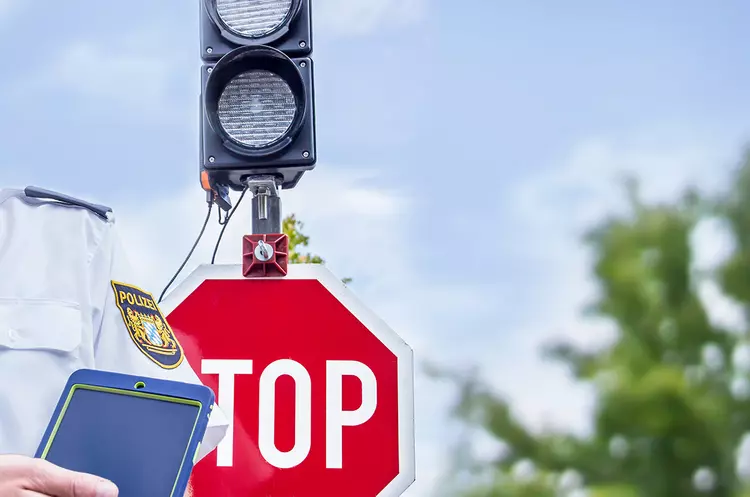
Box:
left=199, top=0, right=316, bottom=192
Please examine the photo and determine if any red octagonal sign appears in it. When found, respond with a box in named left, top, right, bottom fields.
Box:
left=162, top=264, right=415, bottom=497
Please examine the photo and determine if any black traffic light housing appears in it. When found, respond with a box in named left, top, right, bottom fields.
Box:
left=200, top=0, right=313, bottom=60
left=198, top=0, right=316, bottom=192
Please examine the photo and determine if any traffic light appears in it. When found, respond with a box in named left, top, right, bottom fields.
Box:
left=199, top=0, right=316, bottom=193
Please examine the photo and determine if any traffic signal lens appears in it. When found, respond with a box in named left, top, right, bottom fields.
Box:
left=204, top=46, right=308, bottom=158
left=217, top=69, right=296, bottom=148
left=215, top=0, right=294, bottom=38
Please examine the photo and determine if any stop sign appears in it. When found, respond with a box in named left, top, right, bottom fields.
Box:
left=161, top=264, right=415, bottom=497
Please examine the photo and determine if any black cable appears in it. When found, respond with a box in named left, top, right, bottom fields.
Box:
left=211, top=187, right=249, bottom=264
left=158, top=201, right=213, bottom=304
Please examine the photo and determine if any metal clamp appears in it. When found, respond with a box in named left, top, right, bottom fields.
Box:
left=243, top=175, right=282, bottom=234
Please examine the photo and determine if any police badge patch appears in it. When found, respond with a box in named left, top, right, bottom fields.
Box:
left=111, top=281, right=184, bottom=369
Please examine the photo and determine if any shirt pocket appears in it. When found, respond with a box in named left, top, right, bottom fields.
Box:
left=0, top=299, right=82, bottom=354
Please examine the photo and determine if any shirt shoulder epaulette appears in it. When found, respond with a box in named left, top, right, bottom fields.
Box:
left=22, top=186, right=114, bottom=222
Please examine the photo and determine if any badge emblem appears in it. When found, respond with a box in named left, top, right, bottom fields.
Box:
left=111, top=281, right=184, bottom=369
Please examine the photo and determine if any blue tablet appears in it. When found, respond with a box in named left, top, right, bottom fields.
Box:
left=34, top=369, right=215, bottom=497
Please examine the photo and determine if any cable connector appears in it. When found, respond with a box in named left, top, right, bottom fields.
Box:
left=200, top=170, right=232, bottom=211
left=212, top=183, right=232, bottom=212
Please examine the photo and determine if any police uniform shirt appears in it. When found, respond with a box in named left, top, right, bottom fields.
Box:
left=0, top=188, right=229, bottom=461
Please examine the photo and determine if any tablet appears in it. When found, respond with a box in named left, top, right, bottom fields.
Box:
left=34, top=369, right=215, bottom=497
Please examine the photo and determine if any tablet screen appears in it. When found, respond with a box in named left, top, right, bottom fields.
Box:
left=42, top=386, right=201, bottom=497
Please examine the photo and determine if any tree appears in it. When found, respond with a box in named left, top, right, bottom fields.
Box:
left=284, top=214, right=325, bottom=265
left=283, top=214, right=352, bottom=284
left=434, top=149, right=750, bottom=497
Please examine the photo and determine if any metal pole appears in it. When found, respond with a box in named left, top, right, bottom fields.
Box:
left=252, top=193, right=282, bottom=234
left=244, top=175, right=282, bottom=235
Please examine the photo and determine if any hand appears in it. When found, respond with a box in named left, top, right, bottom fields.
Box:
left=0, top=455, right=118, bottom=496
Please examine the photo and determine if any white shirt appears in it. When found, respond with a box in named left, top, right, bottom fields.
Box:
left=0, top=187, right=229, bottom=462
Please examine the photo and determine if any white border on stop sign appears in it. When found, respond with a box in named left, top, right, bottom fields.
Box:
left=160, top=263, right=416, bottom=497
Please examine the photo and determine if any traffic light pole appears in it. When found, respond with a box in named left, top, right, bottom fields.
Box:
left=243, top=175, right=282, bottom=235
left=241, top=175, right=289, bottom=278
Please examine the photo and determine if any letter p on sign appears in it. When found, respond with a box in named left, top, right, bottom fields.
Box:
left=326, top=360, right=377, bottom=469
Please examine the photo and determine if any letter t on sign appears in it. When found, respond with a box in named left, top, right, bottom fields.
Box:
left=202, top=359, right=254, bottom=467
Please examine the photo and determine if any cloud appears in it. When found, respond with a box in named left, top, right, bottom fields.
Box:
left=0, top=0, right=19, bottom=20
left=6, top=28, right=192, bottom=122
left=1, top=0, right=431, bottom=125
left=313, top=0, right=428, bottom=37
left=49, top=43, right=176, bottom=111
left=509, top=131, right=736, bottom=241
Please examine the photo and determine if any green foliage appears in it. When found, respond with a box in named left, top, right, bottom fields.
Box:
left=283, top=214, right=325, bottom=264
left=440, top=149, right=750, bottom=497
left=462, top=476, right=559, bottom=497
left=282, top=214, right=352, bottom=284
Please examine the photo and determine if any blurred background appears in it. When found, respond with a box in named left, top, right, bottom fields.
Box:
left=2, top=1, right=750, bottom=495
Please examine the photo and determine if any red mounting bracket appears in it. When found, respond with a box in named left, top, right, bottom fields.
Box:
left=242, top=234, right=289, bottom=278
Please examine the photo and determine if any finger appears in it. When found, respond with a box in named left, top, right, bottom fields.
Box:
left=23, top=459, right=118, bottom=497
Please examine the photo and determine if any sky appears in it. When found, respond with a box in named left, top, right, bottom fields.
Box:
left=2, top=0, right=750, bottom=495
